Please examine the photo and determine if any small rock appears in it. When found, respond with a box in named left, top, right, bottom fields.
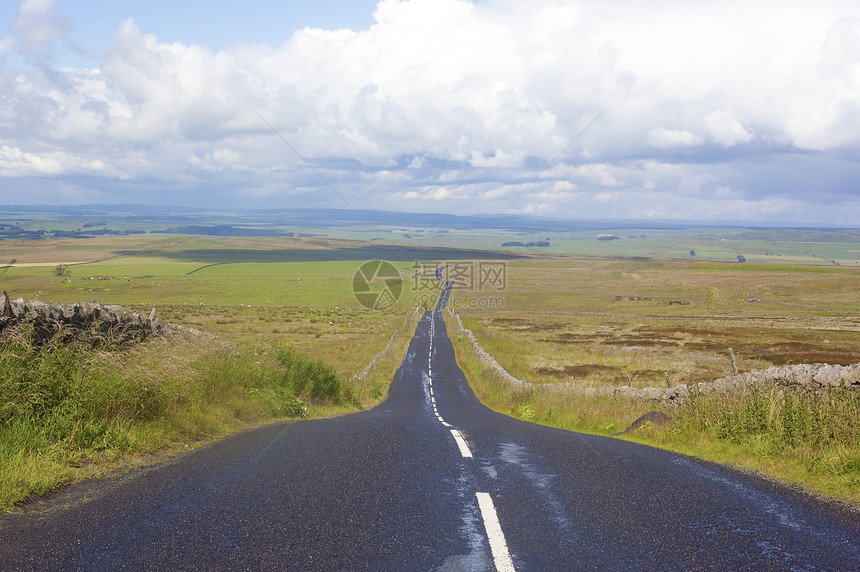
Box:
left=616, top=411, right=672, bottom=435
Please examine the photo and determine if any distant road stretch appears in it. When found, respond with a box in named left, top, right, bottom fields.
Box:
left=2, top=300, right=859, bottom=570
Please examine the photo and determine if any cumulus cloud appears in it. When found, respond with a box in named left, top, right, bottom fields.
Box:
left=0, top=0, right=858, bottom=223
left=12, top=0, right=69, bottom=53
left=647, top=128, right=704, bottom=149
left=703, top=110, right=754, bottom=147
left=0, top=141, right=105, bottom=176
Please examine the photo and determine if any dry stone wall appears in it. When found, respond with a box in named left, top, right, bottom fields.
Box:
left=1, top=291, right=184, bottom=343
left=645, top=363, right=860, bottom=403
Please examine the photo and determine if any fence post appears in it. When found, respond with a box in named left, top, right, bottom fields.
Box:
left=728, top=348, right=738, bottom=375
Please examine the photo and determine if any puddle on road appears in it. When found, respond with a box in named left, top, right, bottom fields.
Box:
left=433, top=468, right=493, bottom=571
left=498, top=441, right=576, bottom=545
left=421, top=371, right=432, bottom=412
left=671, top=456, right=860, bottom=565
left=480, top=461, right=498, bottom=481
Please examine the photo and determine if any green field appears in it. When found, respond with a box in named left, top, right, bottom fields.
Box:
left=3, top=233, right=858, bottom=394
left=1, top=231, right=859, bottom=508
left=1, top=235, right=457, bottom=510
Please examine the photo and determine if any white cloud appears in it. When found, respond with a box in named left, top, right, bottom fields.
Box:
left=426, top=186, right=454, bottom=200
left=0, top=0, right=858, bottom=223
left=704, top=110, right=754, bottom=147
left=572, top=163, right=620, bottom=187
left=783, top=15, right=860, bottom=151
left=647, top=127, right=704, bottom=148
left=522, top=202, right=554, bottom=214
left=407, top=155, right=426, bottom=168
left=592, top=191, right=617, bottom=203
left=0, top=36, right=16, bottom=54
left=13, top=0, right=68, bottom=52
left=468, top=149, right=523, bottom=168
left=553, top=180, right=577, bottom=192
left=0, top=141, right=105, bottom=176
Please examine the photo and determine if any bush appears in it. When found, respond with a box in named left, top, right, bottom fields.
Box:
left=52, top=264, right=71, bottom=277
left=275, top=345, right=352, bottom=404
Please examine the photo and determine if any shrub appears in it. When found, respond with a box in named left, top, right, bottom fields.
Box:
left=52, top=264, right=71, bottom=277
left=275, top=345, right=352, bottom=404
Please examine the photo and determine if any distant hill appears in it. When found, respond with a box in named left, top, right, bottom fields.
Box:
left=1, top=204, right=857, bottom=239
left=739, top=229, right=860, bottom=243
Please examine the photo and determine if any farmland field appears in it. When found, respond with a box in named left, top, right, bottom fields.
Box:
left=3, top=233, right=858, bottom=386
left=446, top=255, right=860, bottom=502
left=2, top=230, right=859, bottom=504
left=457, top=257, right=860, bottom=390
left=0, top=235, right=520, bottom=378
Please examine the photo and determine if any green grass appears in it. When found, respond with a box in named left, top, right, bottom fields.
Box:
left=449, top=253, right=860, bottom=504
left=0, top=235, right=441, bottom=512
left=0, top=311, right=428, bottom=513
left=3, top=232, right=859, bottom=508
left=627, top=385, right=860, bottom=503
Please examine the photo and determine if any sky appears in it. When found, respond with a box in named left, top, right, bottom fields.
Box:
left=0, top=0, right=859, bottom=224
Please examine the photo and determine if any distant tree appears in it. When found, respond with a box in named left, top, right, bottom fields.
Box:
left=53, top=264, right=72, bottom=277
left=689, top=250, right=696, bottom=257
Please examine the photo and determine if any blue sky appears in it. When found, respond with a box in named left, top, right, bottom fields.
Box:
left=1, top=0, right=859, bottom=224
left=1, top=1, right=382, bottom=67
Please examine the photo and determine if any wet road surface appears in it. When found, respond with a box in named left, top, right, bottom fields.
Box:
left=2, top=296, right=859, bottom=570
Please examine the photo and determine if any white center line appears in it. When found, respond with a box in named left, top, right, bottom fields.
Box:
left=427, top=313, right=516, bottom=570
left=476, top=492, right=516, bottom=572
left=450, top=429, right=473, bottom=458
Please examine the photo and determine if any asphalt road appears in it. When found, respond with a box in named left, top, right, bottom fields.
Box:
left=2, top=301, right=859, bottom=570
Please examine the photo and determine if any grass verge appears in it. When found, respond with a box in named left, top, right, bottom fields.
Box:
left=448, top=311, right=860, bottom=506
left=0, top=319, right=380, bottom=513
left=630, top=384, right=860, bottom=504
left=309, top=308, right=424, bottom=418
left=1, top=306, right=422, bottom=513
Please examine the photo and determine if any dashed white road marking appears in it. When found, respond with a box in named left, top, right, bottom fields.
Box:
left=476, top=492, right=516, bottom=572
left=450, top=429, right=473, bottom=458
left=428, top=313, right=516, bottom=569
